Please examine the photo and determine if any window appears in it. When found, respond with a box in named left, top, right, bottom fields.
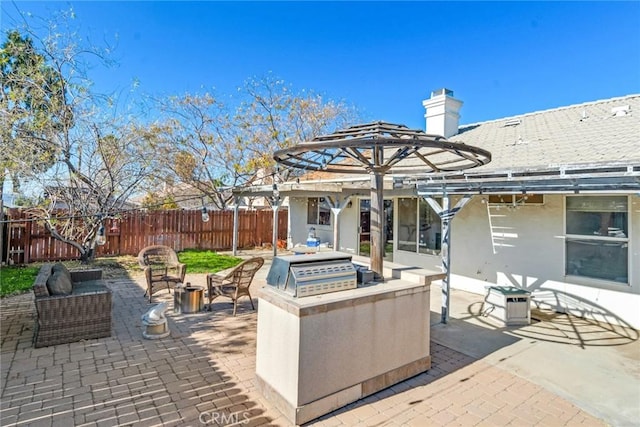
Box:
left=397, top=197, right=441, bottom=255
left=418, top=198, right=442, bottom=254
left=565, top=196, right=628, bottom=284
left=397, top=198, right=417, bottom=252
left=307, top=197, right=330, bottom=226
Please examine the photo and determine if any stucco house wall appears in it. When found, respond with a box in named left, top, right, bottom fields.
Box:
left=336, top=201, right=360, bottom=255
left=288, top=196, right=334, bottom=247
left=434, top=194, right=639, bottom=329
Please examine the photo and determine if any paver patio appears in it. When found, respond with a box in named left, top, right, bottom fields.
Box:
left=0, top=256, right=613, bottom=426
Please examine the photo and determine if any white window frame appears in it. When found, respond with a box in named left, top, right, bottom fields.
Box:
left=564, top=195, right=630, bottom=286
left=307, top=197, right=331, bottom=226
left=396, top=197, right=441, bottom=255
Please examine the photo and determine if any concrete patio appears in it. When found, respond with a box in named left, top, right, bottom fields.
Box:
left=1, top=252, right=638, bottom=426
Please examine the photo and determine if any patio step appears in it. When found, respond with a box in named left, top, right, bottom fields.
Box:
left=351, top=255, right=445, bottom=285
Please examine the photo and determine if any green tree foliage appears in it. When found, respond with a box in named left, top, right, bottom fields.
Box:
left=140, top=192, right=179, bottom=210
left=0, top=30, right=66, bottom=192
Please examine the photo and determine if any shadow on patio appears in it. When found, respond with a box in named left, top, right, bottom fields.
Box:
left=429, top=285, right=640, bottom=427
left=0, top=265, right=621, bottom=426
left=0, top=272, right=280, bottom=426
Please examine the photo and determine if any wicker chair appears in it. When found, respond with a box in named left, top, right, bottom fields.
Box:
left=138, top=245, right=186, bottom=303
left=206, top=257, right=264, bottom=316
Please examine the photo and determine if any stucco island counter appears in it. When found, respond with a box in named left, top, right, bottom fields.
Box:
left=255, top=266, right=444, bottom=425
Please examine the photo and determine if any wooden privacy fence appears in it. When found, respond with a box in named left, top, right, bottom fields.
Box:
left=3, top=208, right=288, bottom=265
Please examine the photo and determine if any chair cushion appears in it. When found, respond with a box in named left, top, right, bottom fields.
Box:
left=46, top=270, right=73, bottom=295
left=72, top=280, right=110, bottom=295
left=52, top=262, right=72, bottom=282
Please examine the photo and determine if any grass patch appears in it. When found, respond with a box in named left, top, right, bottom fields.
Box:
left=0, top=249, right=242, bottom=298
left=0, top=266, right=40, bottom=297
left=358, top=242, right=393, bottom=257
left=178, top=249, right=243, bottom=274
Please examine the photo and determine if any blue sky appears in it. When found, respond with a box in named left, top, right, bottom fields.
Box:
left=2, top=1, right=640, bottom=129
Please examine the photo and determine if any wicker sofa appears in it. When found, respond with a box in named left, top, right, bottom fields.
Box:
left=32, top=263, right=112, bottom=348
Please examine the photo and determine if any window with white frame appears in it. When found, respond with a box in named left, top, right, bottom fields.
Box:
left=565, top=196, right=628, bottom=284
left=307, top=197, right=331, bottom=226
left=397, top=197, right=442, bottom=255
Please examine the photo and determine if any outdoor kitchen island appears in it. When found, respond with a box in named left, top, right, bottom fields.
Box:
left=255, top=252, right=442, bottom=425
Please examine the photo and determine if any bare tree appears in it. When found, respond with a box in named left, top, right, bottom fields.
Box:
left=1, top=8, right=156, bottom=263
left=146, top=93, right=236, bottom=210
left=236, top=74, right=357, bottom=182
left=151, top=74, right=359, bottom=210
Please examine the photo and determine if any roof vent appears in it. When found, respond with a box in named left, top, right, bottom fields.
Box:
left=503, top=118, right=521, bottom=127
left=580, top=110, right=588, bottom=121
left=611, top=105, right=630, bottom=116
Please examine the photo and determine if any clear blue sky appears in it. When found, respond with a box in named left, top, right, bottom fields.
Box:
left=2, top=1, right=640, bottom=129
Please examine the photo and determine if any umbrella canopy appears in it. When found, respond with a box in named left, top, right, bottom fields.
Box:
left=273, top=121, right=491, bottom=278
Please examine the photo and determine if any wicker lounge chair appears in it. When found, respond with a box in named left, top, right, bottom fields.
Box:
left=138, top=245, right=186, bottom=303
left=33, top=263, right=112, bottom=347
left=206, top=257, right=264, bottom=316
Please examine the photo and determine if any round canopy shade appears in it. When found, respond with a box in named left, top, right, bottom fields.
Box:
left=273, top=121, right=491, bottom=280
left=273, top=121, right=491, bottom=175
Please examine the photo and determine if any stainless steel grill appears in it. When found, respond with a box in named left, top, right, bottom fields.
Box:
left=266, top=252, right=357, bottom=297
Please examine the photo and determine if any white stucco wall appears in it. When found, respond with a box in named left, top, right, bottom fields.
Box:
left=336, top=201, right=359, bottom=254
left=399, top=194, right=640, bottom=329
left=452, top=195, right=639, bottom=328
left=287, top=193, right=640, bottom=329
left=288, top=196, right=360, bottom=254
left=288, top=196, right=335, bottom=248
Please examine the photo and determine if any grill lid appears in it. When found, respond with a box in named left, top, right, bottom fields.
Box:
left=266, top=252, right=357, bottom=297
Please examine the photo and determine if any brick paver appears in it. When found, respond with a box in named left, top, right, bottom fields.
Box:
left=0, top=270, right=605, bottom=426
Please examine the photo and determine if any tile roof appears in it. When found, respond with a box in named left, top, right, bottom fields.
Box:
left=453, top=94, right=640, bottom=173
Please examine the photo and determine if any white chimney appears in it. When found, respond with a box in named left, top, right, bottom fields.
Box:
left=422, top=88, right=462, bottom=138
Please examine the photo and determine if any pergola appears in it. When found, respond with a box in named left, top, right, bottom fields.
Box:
left=272, top=121, right=491, bottom=283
